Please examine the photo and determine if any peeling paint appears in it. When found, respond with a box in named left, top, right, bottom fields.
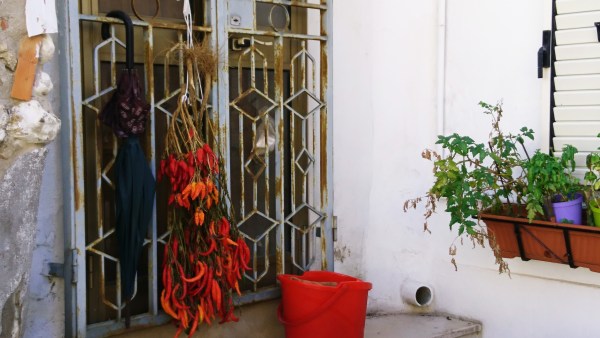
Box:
left=334, top=245, right=351, bottom=263
left=0, top=17, right=8, bottom=31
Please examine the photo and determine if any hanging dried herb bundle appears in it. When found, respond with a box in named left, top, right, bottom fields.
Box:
left=158, top=42, right=250, bottom=337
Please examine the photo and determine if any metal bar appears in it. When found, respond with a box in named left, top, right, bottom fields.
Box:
left=274, top=35, right=285, bottom=276
left=79, top=14, right=212, bottom=32
left=86, top=313, right=171, bottom=338
left=239, top=112, right=246, bottom=218
left=264, top=116, right=271, bottom=216
left=252, top=122, right=258, bottom=210
left=310, top=43, right=318, bottom=267
left=82, top=87, right=116, bottom=106
left=251, top=37, right=257, bottom=88
left=513, top=223, right=530, bottom=261
left=256, top=0, right=327, bottom=10
left=214, top=0, right=232, bottom=209
left=253, top=0, right=258, bottom=31
left=229, top=28, right=327, bottom=41
left=233, top=286, right=281, bottom=304
left=563, top=229, right=577, bottom=269
left=320, top=0, right=334, bottom=270
left=178, top=32, right=185, bottom=93
left=300, top=41, right=306, bottom=89
left=519, top=225, right=566, bottom=264
left=144, top=24, right=159, bottom=316
left=60, top=2, right=86, bottom=335
left=300, top=120, right=307, bottom=203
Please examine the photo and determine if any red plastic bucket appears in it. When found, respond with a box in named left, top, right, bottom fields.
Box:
left=277, top=271, right=372, bottom=338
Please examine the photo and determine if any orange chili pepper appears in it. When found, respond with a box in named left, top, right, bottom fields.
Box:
left=181, top=262, right=205, bottom=283
left=212, top=280, right=222, bottom=312
left=225, top=238, right=238, bottom=247
left=198, top=304, right=204, bottom=324
left=188, top=310, right=199, bottom=337
left=180, top=309, right=189, bottom=329
left=194, top=209, right=205, bottom=226
left=160, top=289, right=179, bottom=319
left=234, top=281, right=241, bottom=296
left=215, top=256, right=223, bottom=277
left=201, top=298, right=212, bottom=325
left=173, top=324, right=184, bottom=338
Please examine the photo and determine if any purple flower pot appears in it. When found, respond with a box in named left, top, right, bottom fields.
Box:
left=552, top=193, right=583, bottom=225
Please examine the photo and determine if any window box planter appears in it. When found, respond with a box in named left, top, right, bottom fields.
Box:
left=481, top=209, right=600, bottom=272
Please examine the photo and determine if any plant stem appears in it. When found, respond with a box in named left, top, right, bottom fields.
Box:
left=488, top=141, right=513, bottom=209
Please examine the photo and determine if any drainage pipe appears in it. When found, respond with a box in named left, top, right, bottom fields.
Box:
left=401, top=280, right=434, bottom=307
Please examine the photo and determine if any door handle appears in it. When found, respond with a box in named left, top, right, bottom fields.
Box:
left=538, top=30, right=551, bottom=78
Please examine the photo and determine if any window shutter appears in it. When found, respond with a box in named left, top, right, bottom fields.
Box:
left=552, top=0, right=600, bottom=179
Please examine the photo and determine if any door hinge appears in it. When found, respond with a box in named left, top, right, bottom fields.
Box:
left=332, top=216, right=338, bottom=242
left=71, top=249, right=78, bottom=284
left=537, top=30, right=552, bottom=78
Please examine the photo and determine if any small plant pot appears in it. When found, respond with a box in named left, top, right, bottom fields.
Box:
left=552, top=193, right=583, bottom=225
left=589, top=200, right=600, bottom=227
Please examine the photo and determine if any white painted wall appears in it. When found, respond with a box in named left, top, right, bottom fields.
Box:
left=333, top=0, right=600, bottom=337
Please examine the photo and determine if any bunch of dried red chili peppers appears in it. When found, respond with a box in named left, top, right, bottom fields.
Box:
left=158, top=44, right=250, bottom=337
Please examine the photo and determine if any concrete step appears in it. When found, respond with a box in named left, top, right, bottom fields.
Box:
left=365, top=313, right=482, bottom=338
left=112, top=301, right=482, bottom=338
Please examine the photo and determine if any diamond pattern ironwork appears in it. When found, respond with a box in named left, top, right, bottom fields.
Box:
left=232, top=88, right=276, bottom=122
left=237, top=211, right=278, bottom=241
left=284, top=89, right=324, bottom=120
left=285, top=204, right=324, bottom=233
left=244, top=153, right=267, bottom=179
left=295, top=148, right=315, bottom=175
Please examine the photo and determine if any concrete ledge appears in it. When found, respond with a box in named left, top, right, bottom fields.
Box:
left=112, top=301, right=482, bottom=338
left=365, top=313, right=482, bottom=338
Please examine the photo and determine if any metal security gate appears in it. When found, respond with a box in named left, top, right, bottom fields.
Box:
left=59, top=1, right=332, bottom=337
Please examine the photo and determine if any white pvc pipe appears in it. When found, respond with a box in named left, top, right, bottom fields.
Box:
left=401, top=280, right=434, bottom=307
left=436, top=0, right=447, bottom=155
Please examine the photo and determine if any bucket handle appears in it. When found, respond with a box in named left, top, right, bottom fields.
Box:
left=277, top=284, right=349, bottom=326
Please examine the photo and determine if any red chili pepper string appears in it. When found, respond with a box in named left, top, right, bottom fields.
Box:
left=160, top=142, right=248, bottom=335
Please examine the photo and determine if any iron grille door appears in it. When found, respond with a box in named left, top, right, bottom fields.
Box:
left=61, top=1, right=332, bottom=336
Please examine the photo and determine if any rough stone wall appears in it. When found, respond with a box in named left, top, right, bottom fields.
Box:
left=0, top=1, right=62, bottom=337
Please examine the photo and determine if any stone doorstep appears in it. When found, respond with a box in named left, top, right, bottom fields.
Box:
left=365, top=313, right=482, bottom=338
left=112, top=300, right=482, bottom=338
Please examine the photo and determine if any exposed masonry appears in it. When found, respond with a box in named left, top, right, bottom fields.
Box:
left=0, top=1, right=61, bottom=337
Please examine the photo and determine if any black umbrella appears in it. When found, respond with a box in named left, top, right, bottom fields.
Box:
left=99, top=10, right=155, bottom=327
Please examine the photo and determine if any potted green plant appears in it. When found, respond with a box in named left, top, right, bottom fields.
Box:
left=405, top=101, right=600, bottom=273
left=584, top=145, right=600, bottom=227
left=524, top=145, right=582, bottom=225
left=404, top=101, right=533, bottom=272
